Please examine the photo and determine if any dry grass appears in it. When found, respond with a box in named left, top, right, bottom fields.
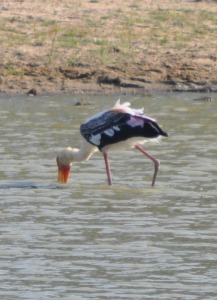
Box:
left=0, top=0, right=216, bottom=94
left=1, top=0, right=216, bottom=67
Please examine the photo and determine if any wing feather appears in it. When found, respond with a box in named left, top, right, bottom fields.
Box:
left=80, top=100, right=167, bottom=150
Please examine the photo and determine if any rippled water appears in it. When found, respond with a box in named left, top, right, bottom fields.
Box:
left=0, top=93, right=216, bottom=299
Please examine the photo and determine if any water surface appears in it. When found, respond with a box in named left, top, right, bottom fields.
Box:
left=0, top=93, right=216, bottom=299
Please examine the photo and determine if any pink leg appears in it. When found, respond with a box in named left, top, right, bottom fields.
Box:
left=103, top=152, right=112, bottom=186
left=135, top=144, right=160, bottom=187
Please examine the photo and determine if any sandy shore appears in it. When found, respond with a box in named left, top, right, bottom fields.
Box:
left=0, top=0, right=216, bottom=96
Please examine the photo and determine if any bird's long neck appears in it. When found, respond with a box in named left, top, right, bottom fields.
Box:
left=68, top=140, right=98, bottom=163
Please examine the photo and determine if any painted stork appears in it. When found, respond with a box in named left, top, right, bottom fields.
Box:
left=56, top=100, right=168, bottom=186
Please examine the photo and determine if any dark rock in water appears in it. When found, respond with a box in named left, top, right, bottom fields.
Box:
left=74, top=100, right=92, bottom=106
left=193, top=96, right=212, bottom=101
left=27, top=88, right=37, bottom=96
left=74, top=101, right=82, bottom=106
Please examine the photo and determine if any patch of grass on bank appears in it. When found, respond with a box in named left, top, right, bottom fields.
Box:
left=0, top=1, right=216, bottom=69
left=146, top=8, right=217, bottom=48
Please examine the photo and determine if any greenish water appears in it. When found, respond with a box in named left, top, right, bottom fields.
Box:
left=0, top=93, right=216, bottom=299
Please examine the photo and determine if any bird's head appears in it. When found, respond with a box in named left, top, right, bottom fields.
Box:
left=56, top=147, right=73, bottom=183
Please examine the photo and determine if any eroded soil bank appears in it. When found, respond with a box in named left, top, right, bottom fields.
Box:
left=0, top=0, right=216, bottom=96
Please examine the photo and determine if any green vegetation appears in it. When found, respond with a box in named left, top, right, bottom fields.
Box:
left=0, top=1, right=216, bottom=68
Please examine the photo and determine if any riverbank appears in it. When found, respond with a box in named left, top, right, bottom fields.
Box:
left=0, top=0, right=216, bottom=96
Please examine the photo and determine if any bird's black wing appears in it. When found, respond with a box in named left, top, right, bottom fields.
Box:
left=80, top=111, right=167, bottom=151
left=80, top=111, right=129, bottom=149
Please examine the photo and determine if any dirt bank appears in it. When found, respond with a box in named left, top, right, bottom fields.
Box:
left=0, top=0, right=216, bottom=95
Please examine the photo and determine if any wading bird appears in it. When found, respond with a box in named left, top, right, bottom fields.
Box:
left=56, top=100, right=168, bottom=186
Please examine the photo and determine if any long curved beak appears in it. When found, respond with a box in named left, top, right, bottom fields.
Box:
left=56, top=157, right=71, bottom=183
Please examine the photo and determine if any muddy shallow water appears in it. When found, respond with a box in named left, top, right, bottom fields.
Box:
left=0, top=93, right=216, bottom=299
